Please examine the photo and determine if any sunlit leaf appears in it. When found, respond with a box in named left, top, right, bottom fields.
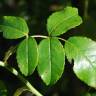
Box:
left=65, top=36, right=96, bottom=88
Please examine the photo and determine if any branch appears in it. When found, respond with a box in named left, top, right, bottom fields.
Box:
left=0, top=61, right=43, bottom=96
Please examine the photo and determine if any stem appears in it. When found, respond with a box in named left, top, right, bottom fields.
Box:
left=84, top=0, right=89, bottom=19
left=0, top=61, right=43, bottom=96
left=2, top=35, right=67, bottom=96
left=11, top=68, right=43, bottom=96
left=3, top=46, right=17, bottom=63
left=31, top=35, right=48, bottom=38
left=58, top=37, right=66, bottom=42
left=58, top=37, right=80, bottom=51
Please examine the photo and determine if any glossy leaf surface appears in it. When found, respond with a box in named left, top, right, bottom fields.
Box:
left=38, top=37, right=65, bottom=85
left=65, top=36, right=96, bottom=88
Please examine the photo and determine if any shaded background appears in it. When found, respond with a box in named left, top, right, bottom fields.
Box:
left=0, top=0, right=96, bottom=96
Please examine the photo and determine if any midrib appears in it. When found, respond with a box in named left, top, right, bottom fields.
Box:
left=49, top=38, right=52, bottom=83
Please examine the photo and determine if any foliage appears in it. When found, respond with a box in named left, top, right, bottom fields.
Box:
left=65, top=37, right=96, bottom=88
left=17, top=37, right=38, bottom=76
left=0, top=16, right=28, bottom=39
left=47, top=7, right=82, bottom=36
left=0, top=6, right=96, bottom=96
left=38, top=37, right=65, bottom=85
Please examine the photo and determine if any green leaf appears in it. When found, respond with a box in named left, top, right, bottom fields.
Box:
left=47, top=7, right=82, bottom=36
left=65, top=36, right=96, bottom=88
left=0, top=80, right=7, bottom=96
left=17, top=37, right=38, bottom=76
left=38, top=37, right=65, bottom=85
left=0, top=16, right=29, bottom=39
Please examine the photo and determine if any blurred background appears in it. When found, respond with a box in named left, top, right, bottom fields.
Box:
left=0, top=0, right=96, bottom=96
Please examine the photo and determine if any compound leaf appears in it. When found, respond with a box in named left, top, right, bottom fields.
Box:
left=38, top=37, right=65, bottom=85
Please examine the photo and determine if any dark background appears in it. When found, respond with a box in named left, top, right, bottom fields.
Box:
left=0, top=0, right=96, bottom=96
